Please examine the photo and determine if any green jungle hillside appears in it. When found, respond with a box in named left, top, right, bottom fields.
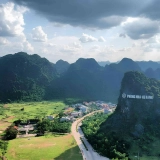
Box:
left=1, top=52, right=160, bottom=104
left=0, top=52, right=143, bottom=103
left=82, top=71, right=160, bottom=159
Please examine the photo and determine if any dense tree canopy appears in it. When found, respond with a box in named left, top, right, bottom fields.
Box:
left=82, top=72, right=160, bottom=159
left=36, top=119, right=71, bottom=134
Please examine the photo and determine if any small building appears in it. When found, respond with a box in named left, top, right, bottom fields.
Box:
left=60, top=116, right=71, bottom=122
left=79, top=105, right=88, bottom=113
left=83, top=102, right=89, bottom=106
left=69, top=116, right=77, bottom=122
left=71, top=111, right=82, bottom=117
left=18, top=124, right=34, bottom=134
left=103, top=108, right=112, bottom=114
left=46, top=115, right=54, bottom=120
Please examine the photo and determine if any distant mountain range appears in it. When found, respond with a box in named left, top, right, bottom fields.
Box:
left=97, top=61, right=111, bottom=66
left=1, top=52, right=160, bottom=103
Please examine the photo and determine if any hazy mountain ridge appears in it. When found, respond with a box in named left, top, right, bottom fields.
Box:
left=55, top=59, right=70, bottom=75
left=0, top=52, right=160, bottom=102
left=145, top=67, right=160, bottom=80
left=98, top=61, right=111, bottom=66
left=136, top=61, right=160, bottom=71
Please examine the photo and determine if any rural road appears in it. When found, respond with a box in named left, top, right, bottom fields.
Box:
left=71, top=111, right=110, bottom=160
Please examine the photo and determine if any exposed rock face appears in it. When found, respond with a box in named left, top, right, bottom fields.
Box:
left=92, top=71, right=160, bottom=158
left=105, top=71, right=160, bottom=138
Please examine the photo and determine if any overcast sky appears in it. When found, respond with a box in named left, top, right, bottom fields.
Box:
left=1, top=0, right=160, bottom=63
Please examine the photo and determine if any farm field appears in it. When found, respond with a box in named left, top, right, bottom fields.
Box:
left=6, top=133, right=83, bottom=160
left=0, top=101, right=66, bottom=133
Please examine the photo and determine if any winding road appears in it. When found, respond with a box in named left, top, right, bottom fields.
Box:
left=71, top=111, right=110, bottom=160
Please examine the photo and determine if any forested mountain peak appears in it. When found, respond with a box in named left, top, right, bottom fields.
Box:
left=68, top=58, right=102, bottom=72
left=0, top=52, right=57, bottom=102
left=117, top=58, right=141, bottom=72
left=1, top=52, right=160, bottom=103
left=55, top=59, right=70, bottom=74
left=96, top=71, right=160, bottom=159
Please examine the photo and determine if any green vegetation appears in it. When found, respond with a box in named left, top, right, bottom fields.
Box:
left=82, top=113, right=130, bottom=159
left=1, top=52, right=160, bottom=104
left=37, top=119, right=71, bottom=134
left=0, top=52, right=58, bottom=102
left=63, top=98, right=84, bottom=105
left=4, top=125, right=18, bottom=140
left=82, top=71, right=160, bottom=159
left=0, top=140, right=8, bottom=158
left=0, top=100, right=79, bottom=159
left=81, top=113, right=113, bottom=154
left=0, top=52, right=144, bottom=103
left=6, top=134, right=83, bottom=160
left=55, top=59, right=70, bottom=75
left=0, top=101, right=65, bottom=123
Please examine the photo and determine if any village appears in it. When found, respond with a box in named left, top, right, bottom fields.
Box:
left=16, top=101, right=116, bottom=137
left=60, top=101, right=116, bottom=122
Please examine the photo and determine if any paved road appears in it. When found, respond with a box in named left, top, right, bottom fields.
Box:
left=71, top=111, right=110, bottom=160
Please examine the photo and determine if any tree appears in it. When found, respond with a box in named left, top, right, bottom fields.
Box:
left=37, top=119, right=51, bottom=134
left=58, top=111, right=64, bottom=118
left=0, top=140, right=8, bottom=157
left=5, top=126, right=18, bottom=140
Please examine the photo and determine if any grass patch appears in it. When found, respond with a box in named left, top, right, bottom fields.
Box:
left=0, top=101, right=66, bottom=123
left=0, top=121, right=12, bottom=131
left=6, top=134, right=83, bottom=160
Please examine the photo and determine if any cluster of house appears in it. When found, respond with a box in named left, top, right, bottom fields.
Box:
left=60, top=104, right=89, bottom=122
left=59, top=101, right=117, bottom=122
left=15, top=101, right=116, bottom=137
left=45, top=101, right=116, bottom=123
left=83, top=101, right=116, bottom=114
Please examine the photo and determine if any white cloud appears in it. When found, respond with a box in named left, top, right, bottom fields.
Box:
left=73, top=42, right=82, bottom=49
left=32, top=26, right=47, bottom=42
left=143, top=36, right=160, bottom=52
left=61, top=42, right=82, bottom=53
left=119, top=47, right=131, bottom=52
left=22, top=41, right=34, bottom=52
left=47, top=43, right=57, bottom=47
left=0, top=2, right=26, bottom=37
left=62, top=45, right=77, bottom=53
left=98, top=36, right=106, bottom=42
left=0, top=37, right=9, bottom=45
left=90, top=45, right=101, bottom=52
left=79, top=33, right=98, bottom=43
left=80, top=34, right=106, bottom=43
left=146, top=36, right=160, bottom=44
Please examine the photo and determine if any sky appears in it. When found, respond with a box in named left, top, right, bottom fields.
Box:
left=1, top=0, right=160, bottom=63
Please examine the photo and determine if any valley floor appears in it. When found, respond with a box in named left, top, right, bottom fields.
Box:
left=6, top=133, right=83, bottom=160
